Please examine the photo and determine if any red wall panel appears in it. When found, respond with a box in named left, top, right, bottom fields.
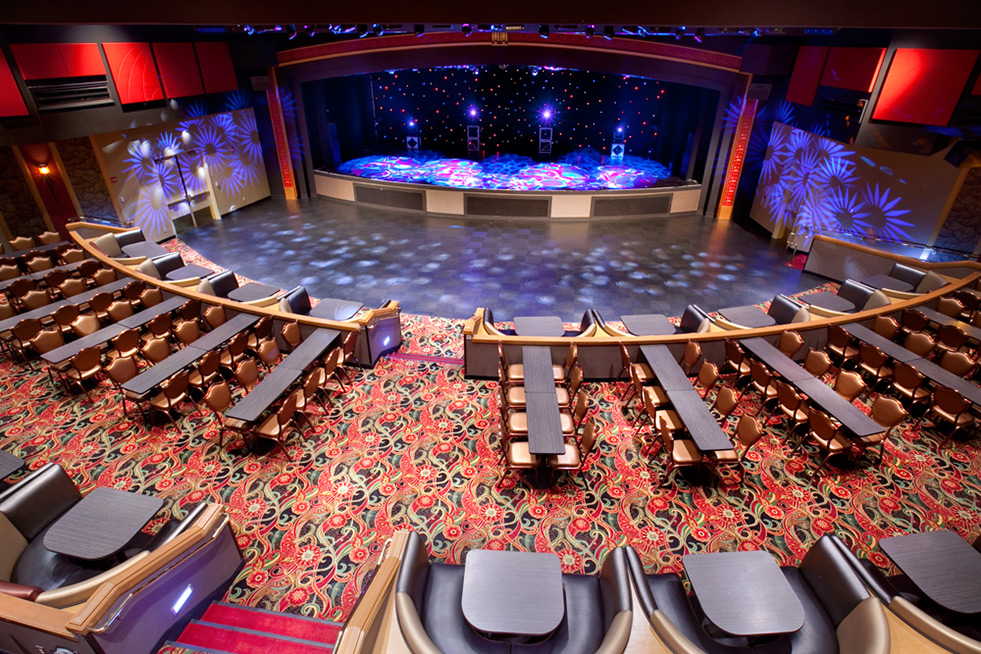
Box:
left=21, top=142, right=77, bottom=234
left=60, top=44, right=104, bottom=77
left=152, top=42, right=204, bottom=98
left=786, top=46, right=829, bottom=107
left=973, top=73, right=981, bottom=95
left=103, top=42, right=164, bottom=104
left=12, top=43, right=103, bottom=79
left=0, top=51, right=29, bottom=117
left=194, top=42, right=237, bottom=94
left=821, top=47, right=885, bottom=92
left=873, top=48, right=979, bottom=126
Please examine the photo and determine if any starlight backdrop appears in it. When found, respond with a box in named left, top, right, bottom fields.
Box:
left=311, top=65, right=716, bottom=178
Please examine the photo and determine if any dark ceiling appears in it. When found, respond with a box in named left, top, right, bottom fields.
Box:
left=6, top=0, right=981, bottom=29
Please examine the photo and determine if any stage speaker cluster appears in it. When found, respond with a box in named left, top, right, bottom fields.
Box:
left=467, top=125, right=481, bottom=154
left=539, top=127, right=552, bottom=155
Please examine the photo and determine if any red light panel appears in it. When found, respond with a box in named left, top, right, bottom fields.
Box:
left=786, top=46, right=829, bottom=107
left=194, top=42, right=237, bottom=94
left=873, top=48, right=979, bottom=126
left=152, top=42, right=204, bottom=98
left=103, top=42, right=164, bottom=104
left=0, top=50, right=29, bottom=116
left=821, top=47, right=885, bottom=92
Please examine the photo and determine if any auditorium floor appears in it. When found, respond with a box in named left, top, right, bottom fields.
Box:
left=181, top=197, right=825, bottom=320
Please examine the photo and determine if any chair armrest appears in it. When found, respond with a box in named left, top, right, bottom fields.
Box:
left=0, top=580, right=43, bottom=601
left=649, top=609, right=707, bottom=654
left=593, top=610, right=632, bottom=654
left=35, top=551, right=149, bottom=609
left=889, top=596, right=981, bottom=654
left=395, top=591, right=444, bottom=654
left=240, top=295, right=280, bottom=308
left=805, top=303, right=852, bottom=318
left=836, top=596, right=889, bottom=654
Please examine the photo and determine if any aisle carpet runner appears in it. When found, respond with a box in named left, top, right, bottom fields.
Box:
left=0, top=238, right=979, bottom=651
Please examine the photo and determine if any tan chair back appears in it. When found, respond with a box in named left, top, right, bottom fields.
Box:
left=93, top=268, right=117, bottom=286
left=258, top=339, right=280, bottom=367
left=323, top=347, right=341, bottom=377
left=26, top=257, right=53, bottom=273
left=933, top=385, right=969, bottom=416
left=903, top=332, right=936, bottom=357
left=892, top=361, right=925, bottom=392
left=9, top=236, right=33, bottom=250
left=682, top=340, right=701, bottom=372
left=871, top=396, right=907, bottom=431
left=30, top=328, right=65, bottom=354
left=563, top=343, right=578, bottom=371
left=71, top=347, right=102, bottom=375
left=775, top=379, right=802, bottom=412
left=834, top=370, right=866, bottom=401
left=142, top=336, right=170, bottom=363
left=204, top=305, right=226, bottom=329
left=111, top=328, right=141, bottom=358
left=71, top=313, right=101, bottom=337
left=872, top=315, right=900, bottom=340
left=713, top=386, right=738, bottom=419
left=175, top=320, right=201, bottom=346
left=122, top=280, right=145, bottom=303
left=234, top=359, right=259, bottom=389
left=735, top=415, right=764, bottom=449
left=936, top=297, right=965, bottom=318
left=282, top=321, right=302, bottom=349
left=697, top=361, right=718, bottom=394
left=940, top=350, right=976, bottom=377
left=52, top=304, right=79, bottom=328
left=140, top=287, right=163, bottom=308
left=568, top=364, right=584, bottom=397
left=88, top=291, right=113, bottom=315
left=195, top=350, right=221, bottom=380
left=105, top=356, right=139, bottom=385
left=162, top=371, right=189, bottom=404
left=937, top=324, right=968, bottom=350
left=106, top=300, right=134, bottom=323
left=901, top=309, right=927, bottom=333
left=36, top=231, right=60, bottom=245
left=0, top=265, right=19, bottom=281
left=572, top=389, right=589, bottom=425
left=204, top=382, right=234, bottom=414
left=60, top=248, right=85, bottom=263
left=778, top=331, right=804, bottom=358
left=58, top=278, right=87, bottom=298
left=580, top=419, right=597, bottom=459
left=803, top=349, right=832, bottom=377
left=21, top=289, right=51, bottom=310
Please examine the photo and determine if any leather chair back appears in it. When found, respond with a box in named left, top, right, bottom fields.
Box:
left=836, top=280, right=876, bottom=311
left=678, top=304, right=711, bottom=333
left=579, top=310, right=597, bottom=334
left=152, top=253, right=184, bottom=278
left=0, top=463, right=81, bottom=540
left=281, top=286, right=312, bottom=315
left=207, top=271, right=239, bottom=298
left=826, top=534, right=897, bottom=603
left=799, top=535, right=870, bottom=627
left=92, top=233, right=122, bottom=258
left=598, top=547, right=632, bottom=628
left=889, top=263, right=926, bottom=289
left=396, top=531, right=432, bottom=608
left=115, top=228, right=146, bottom=247
left=622, top=546, right=656, bottom=619
left=0, top=512, right=28, bottom=582
left=916, top=270, right=948, bottom=293
left=136, top=259, right=161, bottom=279
left=768, top=294, right=804, bottom=324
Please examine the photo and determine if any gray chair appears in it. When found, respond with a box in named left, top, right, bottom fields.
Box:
left=202, top=271, right=239, bottom=298
left=768, top=294, right=810, bottom=324
left=395, top=531, right=632, bottom=654
left=278, top=285, right=313, bottom=316
left=887, top=263, right=927, bottom=292
left=678, top=304, right=713, bottom=334
left=114, top=228, right=147, bottom=248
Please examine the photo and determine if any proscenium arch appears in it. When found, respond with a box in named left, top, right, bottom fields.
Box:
left=275, top=32, right=751, bottom=214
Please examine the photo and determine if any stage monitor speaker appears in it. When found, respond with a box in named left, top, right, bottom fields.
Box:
left=406, top=135, right=420, bottom=150
left=945, top=140, right=981, bottom=168
left=610, top=142, right=625, bottom=158
left=740, top=44, right=797, bottom=76
left=467, top=125, right=481, bottom=153
left=539, top=127, right=552, bottom=155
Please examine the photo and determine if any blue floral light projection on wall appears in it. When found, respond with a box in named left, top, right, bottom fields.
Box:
left=113, top=108, right=268, bottom=237
left=751, top=122, right=914, bottom=244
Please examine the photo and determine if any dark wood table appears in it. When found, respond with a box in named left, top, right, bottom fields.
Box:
left=227, top=365, right=304, bottom=423
left=0, top=299, right=69, bottom=332
left=122, top=345, right=205, bottom=396
left=639, top=344, right=693, bottom=390
left=310, top=298, right=364, bottom=321
left=279, top=329, right=340, bottom=370
left=165, top=264, right=212, bottom=281
left=187, top=313, right=260, bottom=353
left=880, top=530, right=981, bottom=615
left=795, top=377, right=884, bottom=437
left=42, top=324, right=125, bottom=365
left=804, top=292, right=856, bottom=313
left=65, top=279, right=130, bottom=306
left=7, top=241, right=65, bottom=262
left=121, top=242, right=170, bottom=259
left=513, top=316, right=565, bottom=337
left=918, top=307, right=981, bottom=342
left=908, top=358, right=981, bottom=406
left=719, top=306, right=776, bottom=329
left=461, top=550, right=564, bottom=639
left=522, top=346, right=556, bottom=392
left=621, top=313, right=678, bottom=336
left=117, top=296, right=185, bottom=329
left=841, top=323, right=922, bottom=363
left=0, top=260, right=85, bottom=291
left=667, top=390, right=733, bottom=452
left=741, top=337, right=814, bottom=382
left=684, top=551, right=805, bottom=637
left=43, top=487, right=163, bottom=560
left=0, top=450, right=25, bottom=479
left=227, top=282, right=279, bottom=303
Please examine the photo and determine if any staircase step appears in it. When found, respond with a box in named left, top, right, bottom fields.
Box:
left=176, top=621, right=334, bottom=654
left=158, top=644, right=221, bottom=654
left=202, top=602, right=343, bottom=644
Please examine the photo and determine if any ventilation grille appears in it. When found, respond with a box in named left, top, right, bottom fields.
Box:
left=29, top=77, right=113, bottom=112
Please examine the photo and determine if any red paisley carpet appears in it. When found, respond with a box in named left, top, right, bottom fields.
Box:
left=1, top=239, right=979, bottom=654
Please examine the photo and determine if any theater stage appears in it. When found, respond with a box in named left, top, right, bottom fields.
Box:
left=180, top=196, right=825, bottom=320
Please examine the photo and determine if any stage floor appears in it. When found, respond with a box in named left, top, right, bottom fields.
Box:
left=335, top=150, right=690, bottom=191
left=181, top=197, right=824, bottom=320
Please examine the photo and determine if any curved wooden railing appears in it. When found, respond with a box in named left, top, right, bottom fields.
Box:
left=465, top=237, right=981, bottom=349
left=67, top=221, right=400, bottom=335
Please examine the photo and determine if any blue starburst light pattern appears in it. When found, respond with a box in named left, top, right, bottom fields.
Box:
left=131, top=184, right=171, bottom=236
left=224, top=90, right=254, bottom=113
left=194, top=124, right=231, bottom=173
left=813, top=156, right=857, bottom=194
left=861, top=183, right=913, bottom=242
left=772, top=101, right=796, bottom=127
left=787, top=149, right=822, bottom=209
left=232, top=110, right=264, bottom=164
left=721, top=98, right=744, bottom=131
left=156, top=133, right=183, bottom=158
left=762, top=178, right=793, bottom=224
left=813, top=188, right=871, bottom=236
left=812, top=138, right=853, bottom=164
left=122, top=140, right=156, bottom=185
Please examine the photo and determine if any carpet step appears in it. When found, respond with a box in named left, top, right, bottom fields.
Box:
left=176, top=621, right=335, bottom=654
left=201, top=601, right=343, bottom=644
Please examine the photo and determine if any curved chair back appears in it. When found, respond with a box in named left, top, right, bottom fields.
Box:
left=35, top=230, right=62, bottom=244
left=903, top=331, right=936, bottom=357
left=563, top=342, right=578, bottom=372
left=872, top=315, right=900, bottom=340
left=203, top=305, right=226, bottom=329
left=12, top=318, right=42, bottom=342
left=778, top=330, right=804, bottom=358
left=282, top=321, right=303, bottom=349
left=105, top=356, right=139, bottom=385
left=936, top=297, right=965, bottom=318
left=175, top=319, right=201, bottom=346
left=52, top=304, right=79, bottom=329
left=0, top=264, right=19, bottom=281
left=21, top=289, right=51, bottom=310
left=258, top=339, right=280, bottom=367
left=60, top=248, right=85, bottom=264
left=71, top=313, right=101, bottom=337
left=180, top=298, right=201, bottom=322
left=162, top=371, right=189, bottom=404
left=940, top=351, right=975, bottom=378
left=834, top=370, right=866, bottom=401
left=712, top=386, right=739, bottom=420
left=870, top=396, right=907, bottom=433
left=749, top=359, right=772, bottom=392
left=9, top=236, right=34, bottom=250
left=859, top=343, right=888, bottom=372
left=195, top=350, right=221, bottom=381
left=58, top=278, right=87, bottom=298
left=952, top=289, right=980, bottom=314
left=204, top=382, right=234, bottom=415
left=43, top=270, right=69, bottom=290
left=142, top=336, right=170, bottom=364
left=0, top=463, right=81, bottom=540
left=72, top=346, right=102, bottom=374
left=934, top=385, right=969, bottom=415
left=900, top=308, right=928, bottom=334
left=110, top=328, right=141, bottom=359
left=8, top=278, right=36, bottom=299
left=735, top=415, right=764, bottom=450
left=106, top=300, right=134, bottom=323
left=803, top=348, right=833, bottom=377
left=122, top=280, right=145, bottom=303
left=26, top=257, right=53, bottom=273
left=92, top=268, right=117, bottom=286
left=937, top=324, right=968, bottom=350
left=681, top=340, right=701, bottom=374
left=696, top=361, right=718, bottom=396
left=568, top=364, right=584, bottom=397
left=88, top=291, right=113, bottom=316
left=253, top=315, right=273, bottom=341
left=234, top=359, right=259, bottom=390
left=808, top=409, right=837, bottom=442
left=29, top=328, right=65, bottom=354
left=775, top=379, right=802, bottom=412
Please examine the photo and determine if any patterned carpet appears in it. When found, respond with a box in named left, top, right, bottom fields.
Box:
left=1, top=242, right=980, bottom=637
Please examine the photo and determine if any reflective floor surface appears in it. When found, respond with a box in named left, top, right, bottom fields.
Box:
left=180, top=197, right=825, bottom=320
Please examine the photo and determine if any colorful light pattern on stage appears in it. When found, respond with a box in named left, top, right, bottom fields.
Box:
left=336, top=150, right=675, bottom=191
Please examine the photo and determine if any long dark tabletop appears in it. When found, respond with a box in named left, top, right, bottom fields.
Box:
left=521, top=346, right=564, bottom=455
left=918, top=306, right=981, bottom=342
left=0, top=260, right=86, bottom=291
left=43, top=487, right=163, bottom=560
left=65, top=278, right=129, bottom=306
left=6, top=241, right=65, bottom=260
left=42, top=324, right=125, bottom=364
left=841, top=323, right=922, bottom=363
left=0, top=299, right=69, bottom=332
left=718, top=305, right=776, bottom=329
left=310, top=298, right=363, bottom=322
left=804, top=291, right=856, bottom=313
left=513, top=316, right=565, bottom=337
left=279, top=329, right=341, bottom=370
left=795, top=377, right=883, bottom=437
left=0, top=450, right=25, bottom=479
left=667, top=389, right=732, bottom=452
left=908, top=358, right=981, bottom=406
left=187, top=313, right=260, bottom=352
left=741, top=337, right=814, bottom=382
left=226, top=365, right=304, bottom=423
left=522, top=346, right=556, bottom=392
left=122, top=345, right=206, bottom=396
left=639, top=344, right=693, bottom=390
left=118, top=296, right=185, bottom=328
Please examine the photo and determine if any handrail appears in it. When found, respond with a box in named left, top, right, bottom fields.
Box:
left=806, top=234, right=981, bottom=272
left=804, top=228, right=976, bottom=260
left=65, top=504, right=227, bottom=634
left=66, top=221, right=367, bottom=334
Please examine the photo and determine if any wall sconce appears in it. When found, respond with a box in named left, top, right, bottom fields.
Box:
left=37, top=164, right=51, bottom=175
